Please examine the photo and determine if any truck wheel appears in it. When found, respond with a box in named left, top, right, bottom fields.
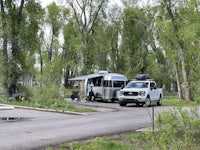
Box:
left=119, top=101, right=127, bottom=107
left=136, top=102, right=141, bottom=106
left=145, top=97, right=151, bottom=107
left=157, top=96, right=162, bottom=106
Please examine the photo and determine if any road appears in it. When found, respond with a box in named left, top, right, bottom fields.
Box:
left=0, top=102, right=172, bottom=150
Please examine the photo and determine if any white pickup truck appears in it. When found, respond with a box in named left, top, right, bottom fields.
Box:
left=119, top=74, right=163, bottom=107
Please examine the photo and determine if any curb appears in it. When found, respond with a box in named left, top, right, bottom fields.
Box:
left=0, top=104, right=88, bottom=115
left=14, top=105, right=89, bottom=115
left=0, top=104, right=15, bottom=110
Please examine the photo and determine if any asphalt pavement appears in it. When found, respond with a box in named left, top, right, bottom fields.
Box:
left=0, top=102, right=175, bottom=150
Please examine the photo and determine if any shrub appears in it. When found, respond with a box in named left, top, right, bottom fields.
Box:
left=145, top=107, right=200, bottom=150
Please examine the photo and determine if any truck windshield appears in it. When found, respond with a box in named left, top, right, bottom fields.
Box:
left=126, top=82, right=148, bottom=88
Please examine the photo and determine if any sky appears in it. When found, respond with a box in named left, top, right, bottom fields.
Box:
left=39, top=0, right=122, bottom=8
left=40, top=0, right=63, bottom=7
left=39, top=0, right=156, bottom=9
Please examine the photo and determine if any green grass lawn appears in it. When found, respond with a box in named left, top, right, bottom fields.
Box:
left=162, top=96, right=200, bottom=106
left=0, top=97, right=97, bottom=113
left=42, top=132, right=147, bottom=150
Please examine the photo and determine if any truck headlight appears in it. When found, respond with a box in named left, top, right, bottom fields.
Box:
left=138, top=91, right=145, bottom=96
left=119, top=91, right=124, bottom=96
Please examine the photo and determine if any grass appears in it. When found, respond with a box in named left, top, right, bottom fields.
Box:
left=0, top=97, right=97, bottom=113
left=43, top=132, right=145, bottom=150
left=43, top=130, right=200, bottom=150
left=162, top=96, right=200, bottom=106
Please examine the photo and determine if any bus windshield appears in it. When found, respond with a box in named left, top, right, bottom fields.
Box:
left=113, top=81, right=125, bottom=88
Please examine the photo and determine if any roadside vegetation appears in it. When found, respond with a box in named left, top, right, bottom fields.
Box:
left=44, top=106, right=200, bottom=150
left=0, top=86, right=96, bottom=113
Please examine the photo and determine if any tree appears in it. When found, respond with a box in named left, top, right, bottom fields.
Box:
left=0, top=0, right=44, bottom=97
left=46, top=2, right=63, bottom=62
left=104, top=5, right=124, bottom=73
left=65, top=0, right=108, bottom=74
left=120, top=7, right=150, bottom=78
left=156, top=0, right=200, bottom=100
left=62, top=20, right=81, bottom=87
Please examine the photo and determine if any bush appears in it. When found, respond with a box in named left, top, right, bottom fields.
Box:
left=31, top=85, right=63, bottom=107
left=16, top=83, right=33, bottom=100
left=144, top=107, right=200, bottom=149
left=67, top=137, right=131, bottom=150
left=7, top=97, right=16, bottom=102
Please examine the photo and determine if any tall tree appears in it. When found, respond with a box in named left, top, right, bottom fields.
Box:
left=0, top=0, right=43, bottom=96
left=120, top=7, right=150, bottom=78
left=46, top=2, right=62, bottom=62
left=62, top=20, right=80, bottom=87
left=105, top=5, right=124, bottom=73
left=65, top=0, right=108, bottom=74
left=156, top=0, right=199, bottom=100
left=178, top=0, right=200, bottom=99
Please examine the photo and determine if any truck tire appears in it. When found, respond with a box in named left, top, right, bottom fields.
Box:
left=136, top=102, right=140, bottom=106
left=145, top=97, right=151, bottom=107
left=119, top=101, right=127, bottom=107
left=157, top=96, right=162, bottom=106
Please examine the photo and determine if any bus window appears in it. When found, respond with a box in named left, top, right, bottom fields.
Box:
left=103, top=81, right=112, bottom=87
left=94, top=77, right=102, bottom=86
left=113, top=81, right=125, bottom=88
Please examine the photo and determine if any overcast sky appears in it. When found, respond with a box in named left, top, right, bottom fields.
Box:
left=39, top=0, right=156, bottom=9
left=39, top=0, right=122, bottom=8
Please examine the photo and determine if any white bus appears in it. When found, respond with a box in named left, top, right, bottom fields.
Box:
left=69, top=71, right=128, bottom=102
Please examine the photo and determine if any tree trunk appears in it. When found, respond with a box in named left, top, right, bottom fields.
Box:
left=64, top=67, right=70, bottom=88
left=48, top=34, right=54, bottom=62
left=165, top=0, right=190, bottom=100
left=174, top=64, right=182, bottom=99
left=0, top=0, right=10, bottom=97
left=39, top=46, right=43, bottom=75
left=179, top=45, right=190, bottom=100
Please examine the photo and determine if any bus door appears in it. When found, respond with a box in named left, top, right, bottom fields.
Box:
left=92, top=77, right=103, bottom=98
left=102, top=80, right=113, bottom=100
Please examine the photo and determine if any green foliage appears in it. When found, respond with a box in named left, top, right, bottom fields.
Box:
left=121, top=7, right=150, bottom=78
left=31, top=85, right=63, bottom=106
left=0, top=0, right=44, bottom=97
left=46, top=2, right=62, bottom=36
left=67, top=137, right=131, bottom=150
left=0, top=85, right=95, bottom=112
left=162, top=97, right=200, bottom=106
left=42, top=56, right=64, bottom=86
left=145, top=107, right=200, bottom=150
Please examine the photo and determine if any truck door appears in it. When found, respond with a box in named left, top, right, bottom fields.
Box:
left=149, top=82, right=156, bottom=101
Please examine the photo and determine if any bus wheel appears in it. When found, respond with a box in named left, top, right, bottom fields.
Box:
left=119, top=101, right=127, bottom=107
left=111, top=98, right=117, bottom=103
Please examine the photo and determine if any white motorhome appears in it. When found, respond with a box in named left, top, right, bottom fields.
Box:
left=69, top=71, right=128, bottom=101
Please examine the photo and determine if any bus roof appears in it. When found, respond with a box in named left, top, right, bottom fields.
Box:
left=68, top=73, right=103, bottom=81
left=69, top=73, right=127, bottom=81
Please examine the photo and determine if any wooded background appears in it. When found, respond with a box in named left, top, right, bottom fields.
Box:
left=0, top=0, right=199, bottom=101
